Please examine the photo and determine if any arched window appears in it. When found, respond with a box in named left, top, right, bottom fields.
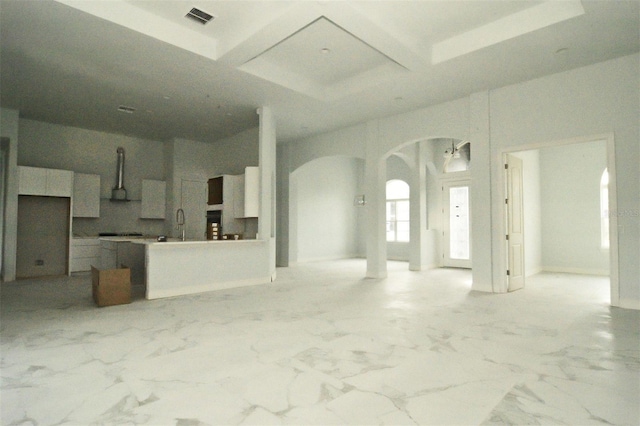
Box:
left=386, top=180, right=410, bottom=242
left=600, top=168, right=609, bottom=249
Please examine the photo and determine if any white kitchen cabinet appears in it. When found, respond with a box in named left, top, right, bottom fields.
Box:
left=73, top=173, right=100, bottom=218
left=233, top=174, right=245, bottom=218
left=243, top=166, right=260, bottom=218
left=18, top=166, right=46, bottom=195
left=100, top=240, right=118, bottom=270
left=233, top=167, right=260, bottom=219
left=18, top=166, right=73, bottom=197
left=70, top=238, right=101, bottom=272
left=47, top=169, right=74, bottom=196
left=141, top=179, right=166, bottom=219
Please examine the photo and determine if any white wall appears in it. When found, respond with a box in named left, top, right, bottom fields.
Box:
left=17, top=119, right=167, bottom=236
left=281, top=53, right=639, bottom=308
left=290, top=156, right=364, bottom=262
left=512, top=150, right=542, bottom=276
left=18, top=119, right=165, bottom=198
left=490, top=54, right=638, bottom=306
left=209, top=127, right=260, bottom=175
left=540, top=140, right=608, bottom=274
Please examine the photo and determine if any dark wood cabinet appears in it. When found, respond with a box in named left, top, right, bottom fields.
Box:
left=207, top=176, right=223, bottom=205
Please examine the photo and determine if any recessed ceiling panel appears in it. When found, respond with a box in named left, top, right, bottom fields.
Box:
left=240, top=17, right=407, bottom=100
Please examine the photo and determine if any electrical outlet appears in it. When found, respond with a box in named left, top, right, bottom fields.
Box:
left=35, top=259, right=44, bottom=266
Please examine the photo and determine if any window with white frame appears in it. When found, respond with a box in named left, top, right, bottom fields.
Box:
left=600, top=168, right=609, bottom=249
left=386, top=180, right=410, bottom=242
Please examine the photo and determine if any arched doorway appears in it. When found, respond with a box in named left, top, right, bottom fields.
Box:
left=288, top=156, right=365, bottom=264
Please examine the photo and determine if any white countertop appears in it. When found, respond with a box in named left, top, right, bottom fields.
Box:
left=96, top=236, right=261, bottom=245
left=140, top=238, right=264, bottom=246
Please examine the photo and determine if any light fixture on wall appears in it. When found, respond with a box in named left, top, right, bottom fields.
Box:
left=443, top=139, right=470, bottom=173
left=353, top=195, right=366, bottom=206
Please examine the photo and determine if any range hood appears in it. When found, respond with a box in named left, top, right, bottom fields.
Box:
left=111, top=147, right=128, bottom=201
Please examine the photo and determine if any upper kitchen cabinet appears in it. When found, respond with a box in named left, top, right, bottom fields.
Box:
left=208, top=169, right=259, bottom=218
left=73, top=173, right=100, bottom=218
left=141, top=179, right=166, bottom=219
left=207, top=176, right=223, bottom=206
left=235, top=167, right=259, bottom=218
left=244, top=166, right=260, bottom=218
left=18, top=166, right=73, bottom=197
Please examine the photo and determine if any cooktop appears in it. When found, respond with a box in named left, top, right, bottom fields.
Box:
left=98, top=232, right=143, bottom=237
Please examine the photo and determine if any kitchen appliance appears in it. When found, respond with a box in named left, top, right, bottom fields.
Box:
left=207, top=222, right=220, bottom=240
left=206, top=210, right=221, bottom=240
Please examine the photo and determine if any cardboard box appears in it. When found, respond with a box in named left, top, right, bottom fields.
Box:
left=91, top=266, right=131, bottom=307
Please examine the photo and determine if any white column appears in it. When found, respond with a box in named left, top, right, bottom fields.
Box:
left=409, top=141, right=429, bottom=270
left=276, top=144, right=290, bottom=267
left=258, top=106, right=277, bottom=279
left=365, top=121, right=387, bottom=278
left=1, top=108, right=19, bottom=282
left=469, top=91, right=494, bottom=292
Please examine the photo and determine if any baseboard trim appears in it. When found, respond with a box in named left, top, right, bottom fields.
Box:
left=617, top=298, right=640, bottom=310
left=541, top=267, right=609, bottom=276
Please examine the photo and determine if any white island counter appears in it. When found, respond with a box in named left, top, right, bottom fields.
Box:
left=132, top=239, right=272, bottom=300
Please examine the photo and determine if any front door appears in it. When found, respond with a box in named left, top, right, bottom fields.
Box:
left=506, top=154, right=525, bottom=291
left=443, top=180, right=471, bottom=268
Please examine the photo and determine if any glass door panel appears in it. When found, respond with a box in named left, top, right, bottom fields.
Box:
left=449, top=186, right=470, bottom=260
left=443, top=180, right=471, bottom=268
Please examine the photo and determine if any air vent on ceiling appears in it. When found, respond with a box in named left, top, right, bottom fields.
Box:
left=186, top=7, right=214, bottom=25
left=117, top=105, right=136, bottom=114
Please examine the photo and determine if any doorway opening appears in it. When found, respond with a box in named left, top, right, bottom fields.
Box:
left=502, top=137, right=614, bottom=303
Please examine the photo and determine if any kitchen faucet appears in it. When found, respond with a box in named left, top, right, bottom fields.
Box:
left=176, top=208, right=186, bottom=241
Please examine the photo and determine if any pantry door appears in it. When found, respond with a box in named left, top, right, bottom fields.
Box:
left=181, top=179, right=207, bottom=241
left=443, top=180, right=471, bottom=268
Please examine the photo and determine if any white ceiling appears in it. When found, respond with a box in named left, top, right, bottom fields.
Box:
left=1, top=1, right=638, bottom=144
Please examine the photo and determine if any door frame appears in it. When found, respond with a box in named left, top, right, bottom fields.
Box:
left=440, top=172, right=472, bottom=268
left=495, top=133, right=618, bottom=304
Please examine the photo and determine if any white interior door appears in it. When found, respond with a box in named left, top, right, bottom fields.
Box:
left=181, top=179, right=206, bottom=241
left=443, top=180, right=471, bottom=268
left=506, top=154, right=525, bottom=291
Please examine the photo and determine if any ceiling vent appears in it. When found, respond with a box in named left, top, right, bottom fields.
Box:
left=117, top=105, right=136, bottom=114
left=185, top=7, right=214, bottom=25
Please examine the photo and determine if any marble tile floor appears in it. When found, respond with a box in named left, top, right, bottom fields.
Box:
left=1, top=260, right=638, bottom=425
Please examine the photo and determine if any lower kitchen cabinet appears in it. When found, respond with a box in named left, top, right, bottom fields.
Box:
left=100, top=239, right=145, bottom=286
left=70, top=238, right=101, bottom=272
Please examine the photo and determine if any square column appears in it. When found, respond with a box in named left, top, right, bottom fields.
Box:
left=258, top=106, right=277, bottom=279
left=365, top=122, right=387, bottom=278
left=409, top=141, right=429, bottom=270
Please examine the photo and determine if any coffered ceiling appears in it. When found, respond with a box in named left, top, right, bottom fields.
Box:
left=1, top=1, right=638, bottom=144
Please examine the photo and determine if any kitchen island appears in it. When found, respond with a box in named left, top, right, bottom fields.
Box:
left=132, top=238, right=272, bottom=300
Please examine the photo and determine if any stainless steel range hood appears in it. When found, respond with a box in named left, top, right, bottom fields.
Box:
left=111, top=147, right=128, bottom=201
